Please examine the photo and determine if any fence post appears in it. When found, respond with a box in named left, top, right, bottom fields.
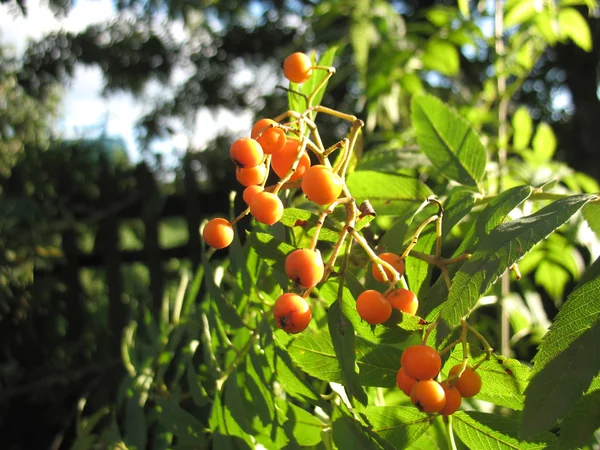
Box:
left=97, top=158, right=126, bottom=352
left=136, top=163, right=164, bottom=318
left=183, top=157, right=202, bottom=269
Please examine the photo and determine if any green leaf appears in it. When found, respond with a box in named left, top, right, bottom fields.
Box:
left=284, top=403, right=324, bottom=447
left=156, top=397, right=207, bottom=446
left=444, top=348, right=531, bottom=410
left=583, top=203, right=600, bottom=237
left=441, top=194, right=594, bottom=327
left=271, top=345, right=318, bottom=401
left=458, top=0, right=470, bottom=18
left=558, top=375, right=600, bottom=449
left=559, top=8, right=592, bottom=52
left=362, top=406, right=432, bottom=448
left=328, top=298, right=368, bottom=405
left=346, top=170, right=433, bottom=216
left=412, top=95, right=487, bottom=188
left=245, top=351, right=275, bottom=427
left=512, top=106, right=533, bottom=151
left=355, top=148, right=430, bottom=173
left=333, top=413, right=380, bottom=450
left=209, top=387, right=254, bottom=449
left=505, top=0, right=537, bottom=28
left=124, top=394, right=147, bottom=450
left=422, top=39, right=460, bottom=76
left=279, top=208, right=340, bottom=243
left=288, top=331, right=402, bottom=387
left=532, top=122, right=557, bottom=163
left=522, top=257, right=600, bottom=437
left=453, top=411, right=557, bottom=449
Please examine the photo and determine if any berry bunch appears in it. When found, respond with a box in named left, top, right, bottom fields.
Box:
left=397, top=340, right=483, bottom=415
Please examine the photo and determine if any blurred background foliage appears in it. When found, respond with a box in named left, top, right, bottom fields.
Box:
left=1, top=0, right=600, bottom=448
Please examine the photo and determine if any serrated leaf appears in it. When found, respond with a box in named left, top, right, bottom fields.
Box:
left=422, top=39, right=460, bottom=76
left=558, top=375, right=600, bottom=449
left=284, top=403, right=324, bottom=447
left=156, top=397, right=207, bottom=446
left=412, top=95, right=487, bottom=188
left=288, top=331, right=402, bottom=387
left=279, top=208, right=340, bottom=243
left=444, top=348, right=531, bottom=410
left=453, top=411, right=557, bottom=449
left=346, top=170, right=433, bottom=216
left=333, top=413, right=380, bottom=450
left=355, top=148, right=431, bottom=173
left=522, top=257, right=600, bottom=437
left=441, top=194, right=594, bottom=327
left=559, top=8, right=592, bottom=52
left=328, top=299, right=368, bottom=405
left=362, top=406, right=432, bottom=448
left=512, top=106, right=533, bottom=151
left=532, top=122, right=556, bottom=163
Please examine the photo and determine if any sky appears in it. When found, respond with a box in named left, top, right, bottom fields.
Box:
left=0, top=0, right=254, bottom=163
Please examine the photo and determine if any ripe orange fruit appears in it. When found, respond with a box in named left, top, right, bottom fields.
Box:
left=202, top=218, right=234, bottom=249
left=273, top=292, right=312, bottom=334
left=271, top=138, right=311, bottom=181
left=242, top=185, right=264, bottom=206
left=386, top=288, right=419, bottom=316
left=230, top=137, right=264, bottom=168
left=410, top=380, right=446, bottom=414
left=356, top=290, right=392, bottom=325
left=283, top=52, right=313, bottom=84
left=396, top=368, right=417, bottom=396
left=236, top=164, right=267, bottom=186
left=372, top=252, right=405, bottom=282
left=285, top=249, right=324, bottom=288
left=250, top=191, right=284, bottom=225
left=301, top=165, right=344, bottom=205
left=251, top=118, right=286, bottom=155
left=439, top=383, right=462, bottom=415
left=401, top=345, right=441, bottom=380
left=449, top=365, right=482, bottom=398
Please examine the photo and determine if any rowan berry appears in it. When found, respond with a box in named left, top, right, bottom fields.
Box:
left=372, top=252, right=405, bottom=282
left=401, top=345, right=441, bottom=380
left=230, top=137, right=264, bottom=168
left=439, top=383, right=462, bottom=416
left=301, top=165, right=344, bottom=205
left=251, top=118, right=286, bottom=155
left=386, top=288, right=419, bottom=316
left=242, top=185, right=264, bottom=206
left=285, top=249, right=324, bottom=288
left=250, top=191, right=284, bottom=225
left=236, top=164, right=267, bottom=187
left=273, top=292, right=312, bottom=334
left=448, top=365, right=482, bottom=398
left=271, top=138, right=311, bottom=181
left=356, top=290, right=392, bottom=325
left=396, top=367, right=417, bottom=396
left=410, top=380, right=446, bottom=414
left=283, top=52, right=313, bottom=84
left=202, top=218, right=234, bottom=249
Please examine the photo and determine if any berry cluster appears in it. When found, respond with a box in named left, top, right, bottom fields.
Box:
left=397, top=344, right=482, bottom=415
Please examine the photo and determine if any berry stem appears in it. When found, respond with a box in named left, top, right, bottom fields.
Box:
left=446, top=415, right=458, bottom=450
left=400, top=214, right=440, bottom=260
left=350, top=229, right=401, bottom=285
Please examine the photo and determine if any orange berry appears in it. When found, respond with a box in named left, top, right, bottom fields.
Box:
left=301, top=165, right=344, bottom=205
left=386, top=288, right=419, bottom=316
left=396, top=368, right=417, bottom=396
left=285, top=249, right=324, bottom=288
left=251, top=118, right=286, bottom=155
left=242, top=185, right=264, bottom=206
left=271, top=138, right=311, bottom=181
left=283, top=52, right=313, bottom=84
left=356, top=290, right=392, bottom=325
left=410, top=380, right=446, bottom=414
left=202, top=218, right=234, bottom=249
left=372, top=252, right=405, bottom=282
left=250, top=191, right=284, bottom=225
left=439, top=383, right=462, bottom=415
left=448, top=365, right=482, bottom=398
left=236, top=164, right=267, bottom=187
left=273, top=292, right=312, bottom=334
left=401, top=345, right=441, bottom=380
left=230, top=137, right=264, bottom=168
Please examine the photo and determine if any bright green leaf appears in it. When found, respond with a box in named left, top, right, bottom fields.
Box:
left=422, top=39, right=460, bottom=76
left=559, top=8, right=592, bottom=52
left=512, top=106, right=533, bottom=151
left=505, top=0, right=538, bottom=28
left=532, top=122, right=557, bottom=163
left=362, top=406, right=432, bottom=448
left=412, top=95, right=487, bottom=188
